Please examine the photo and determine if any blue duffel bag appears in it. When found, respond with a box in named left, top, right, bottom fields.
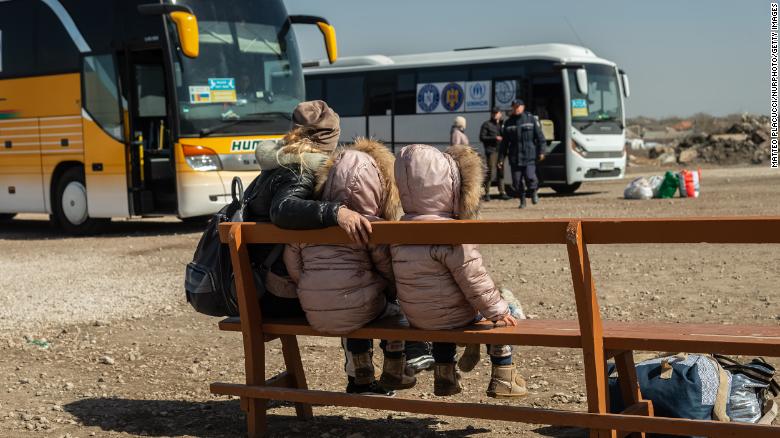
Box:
left=609, top=354, right=731, bottom=424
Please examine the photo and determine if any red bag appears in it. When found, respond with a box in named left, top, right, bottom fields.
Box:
left=678, top=169, right=701, bottom=198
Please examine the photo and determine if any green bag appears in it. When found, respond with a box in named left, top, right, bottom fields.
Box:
left=658, top=171, right=679, bottom=198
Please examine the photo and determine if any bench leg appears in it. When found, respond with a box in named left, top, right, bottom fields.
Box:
left=246, top=397, right=267, bottom=438
left=281, top=335, right=314, bottom=420
left=614, top=350, right=653, bottom=438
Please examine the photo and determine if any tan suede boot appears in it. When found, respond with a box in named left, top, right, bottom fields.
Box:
left=433, top=363, right=463, bottom=396
left=352, top=351, right=375, bottom=385
left=457, top=344, right=481, bottom=372
left=486, top=365, right=528, bottom=398
left=379, top=355, right=417, bottom=390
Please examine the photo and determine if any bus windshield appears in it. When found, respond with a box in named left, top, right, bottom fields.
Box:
left=171, top=0, right=303, bottom=136
left=568, top=63, right=623, bottom=134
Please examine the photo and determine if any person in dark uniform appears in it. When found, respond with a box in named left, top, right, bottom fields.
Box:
left=479, top=107, right=511, bottom=201
left=499, top=99, right=546, bottom=208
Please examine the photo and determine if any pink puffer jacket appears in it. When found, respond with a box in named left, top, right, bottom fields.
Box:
left=284, top=140, right=401, bottom=335
left=391, top=144, right=509, bottom=330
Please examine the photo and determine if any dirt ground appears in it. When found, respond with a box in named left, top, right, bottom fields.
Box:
left=0, top=165, right=778, bottom=438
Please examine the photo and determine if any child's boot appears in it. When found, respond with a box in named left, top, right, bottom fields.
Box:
left=380, top=355, right=417, bottom=390
left=433, top=363, right=462, bottom=396
left=486, top=365, right=528, bottom=398
left=346, top=352, right=394, bottom=396
left=457, top=344, right=481, bottom=372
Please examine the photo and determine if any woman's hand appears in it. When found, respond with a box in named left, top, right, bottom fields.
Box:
left=337, top=207, right=373, bottom=245
left=494, top=313, right=519, bottom=327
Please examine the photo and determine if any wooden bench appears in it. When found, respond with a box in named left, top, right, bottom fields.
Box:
left=210, top=217, right=780, bottom=437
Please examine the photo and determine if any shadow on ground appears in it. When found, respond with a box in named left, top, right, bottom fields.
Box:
left=65, top=397, right=506, bottom=437
left=0, top=217, right=206, bottom=240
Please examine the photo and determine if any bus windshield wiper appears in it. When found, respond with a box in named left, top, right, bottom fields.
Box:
left=578, top=115, right=620, bottom=131
left=199, top=112, right=291, bottom=137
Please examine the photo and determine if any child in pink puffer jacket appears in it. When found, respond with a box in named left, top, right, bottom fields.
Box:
left=284, top=139, right=415, bottom=396
left=391, top=144, right=528, bottom=398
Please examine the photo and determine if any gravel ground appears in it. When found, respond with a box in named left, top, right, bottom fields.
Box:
left=0, top=164, right=778, bottom=437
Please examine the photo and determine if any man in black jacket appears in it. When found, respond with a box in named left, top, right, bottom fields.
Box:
left=479, top=107, right=511, bottom=201
left=499, top=99, right=546, bottom=208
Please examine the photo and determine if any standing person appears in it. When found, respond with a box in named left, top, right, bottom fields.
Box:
left=499, top=99, right=546, bottom=209
left=284, top=139, right=415, bottom=396
left=243, top=100, right=372, bottom=318
left=450, top=116, right=469, bottom=146
left=392, top=144, right=528, bottom=398
left=479, top=107, right=511, bottom=201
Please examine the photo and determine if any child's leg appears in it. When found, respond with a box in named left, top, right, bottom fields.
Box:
left=378, top=340, right=416, bottom=390
left=342, top=338, right=373, bottom=383
left=432, top=342, right=461, bottom=396
left=486, top=344, right=528, bottom=398
left=487, top=344, right=513, bottom=366
left=432, top=342, right=457, bottom=363
left=342, top=338, right=394, bottom=396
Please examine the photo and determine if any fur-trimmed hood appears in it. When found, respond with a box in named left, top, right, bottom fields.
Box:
left=395, top=144, right=484, bottom=220
left=255, top=139, right=328, bottom=172
left=314, top=138, right=401, bottom=221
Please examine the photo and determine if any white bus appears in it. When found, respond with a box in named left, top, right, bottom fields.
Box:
left=303, top=44, right=630, bottom=194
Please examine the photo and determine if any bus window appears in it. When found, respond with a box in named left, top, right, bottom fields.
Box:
left=36, top=2, right=80, bottom=75
left=0, top=3, right=34, bottom=77
left=471, top=62, right=524, bottom=81
left=135, top=65, right=167, bottom=118
left=367, top=74, right=393, bottom=116
left=418, top=68, right=467, bottom=83
left=394, top=72, right=416, bottom=115
left=325, top=76, right=364, bottom=116
left=83, top=55, right=122, bottom=140
left=305, top=77, right=324, bottom=101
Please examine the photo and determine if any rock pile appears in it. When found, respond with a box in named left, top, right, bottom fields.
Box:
left=675, top=114, right=771, bottom=165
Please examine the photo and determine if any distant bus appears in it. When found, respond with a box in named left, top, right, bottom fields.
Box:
left=0, top=0, right=336, bottom=232
left=304, top=44, right=630, bottom=193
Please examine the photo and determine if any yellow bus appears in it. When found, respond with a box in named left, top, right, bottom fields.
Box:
left=0, top=0, right=336, bottom=233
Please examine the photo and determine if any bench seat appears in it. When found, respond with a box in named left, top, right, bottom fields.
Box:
left=219, top=316, right=780, bottom=357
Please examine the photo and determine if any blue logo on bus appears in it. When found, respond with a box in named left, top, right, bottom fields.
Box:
left=441, top=83, right=464, bottom=112
left=417, top=84, right=440, bottom=113
left=469, top=82, right=486, bottom=100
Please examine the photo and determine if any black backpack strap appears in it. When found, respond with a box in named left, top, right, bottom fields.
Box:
left=262, top=244, right=284, bottom=272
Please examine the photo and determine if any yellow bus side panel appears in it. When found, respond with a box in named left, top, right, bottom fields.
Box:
left=0, top=74, right=81, bottom=118
left=0, top=119, right=44, bottom=213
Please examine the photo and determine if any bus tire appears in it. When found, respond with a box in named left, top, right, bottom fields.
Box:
left=180, top=215, right=211, bottom=226
left=550, top=182, right=581, bottom=194
left=52, top=166, right=107, bottom=235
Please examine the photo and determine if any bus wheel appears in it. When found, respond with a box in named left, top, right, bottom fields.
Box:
left=52, top=167, right=107, bottom=235
left=0, top=213, right=16, bottom=222
left=550, top=182, right=581, bottom=194
left=180, top=215, right=211, bottom=226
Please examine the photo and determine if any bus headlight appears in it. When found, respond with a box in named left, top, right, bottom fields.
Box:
left=570, top=140, right=588, bottom=158
left=182, top=145, right=222, bottom=171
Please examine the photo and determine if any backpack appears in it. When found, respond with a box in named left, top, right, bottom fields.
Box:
left=184, top=177, right=245, bottom=316
left=714, top=354, right=780, bottom=424
left=609, top=353, right=731, bottom=424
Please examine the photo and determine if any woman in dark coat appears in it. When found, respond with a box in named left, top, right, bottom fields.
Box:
left=243, top=100, right=371, bottom=317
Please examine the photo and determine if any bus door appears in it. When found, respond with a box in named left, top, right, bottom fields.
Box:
left=122, top=48, right=177, bottom=215
left=529, top=73, right=566, bottom=184
left=366, top=74, right=394, bottom=146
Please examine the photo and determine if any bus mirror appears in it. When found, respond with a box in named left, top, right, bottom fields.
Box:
left=137, top=4, right=199, bottom=58
left=287, top=15, right=338, bottom=64
left=316, top=22, right=338, bottom=64
left=170, top=12, right=199, bottom=58
left=575, top=68, right=588, bottom=95
left=621, top=72, right=631, bottom=98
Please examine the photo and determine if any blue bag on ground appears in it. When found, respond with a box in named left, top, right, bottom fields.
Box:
left=609, top=354, right=730, bottom=423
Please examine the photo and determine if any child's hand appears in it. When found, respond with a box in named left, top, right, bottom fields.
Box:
left=494, top=314, right=518, bottom=327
